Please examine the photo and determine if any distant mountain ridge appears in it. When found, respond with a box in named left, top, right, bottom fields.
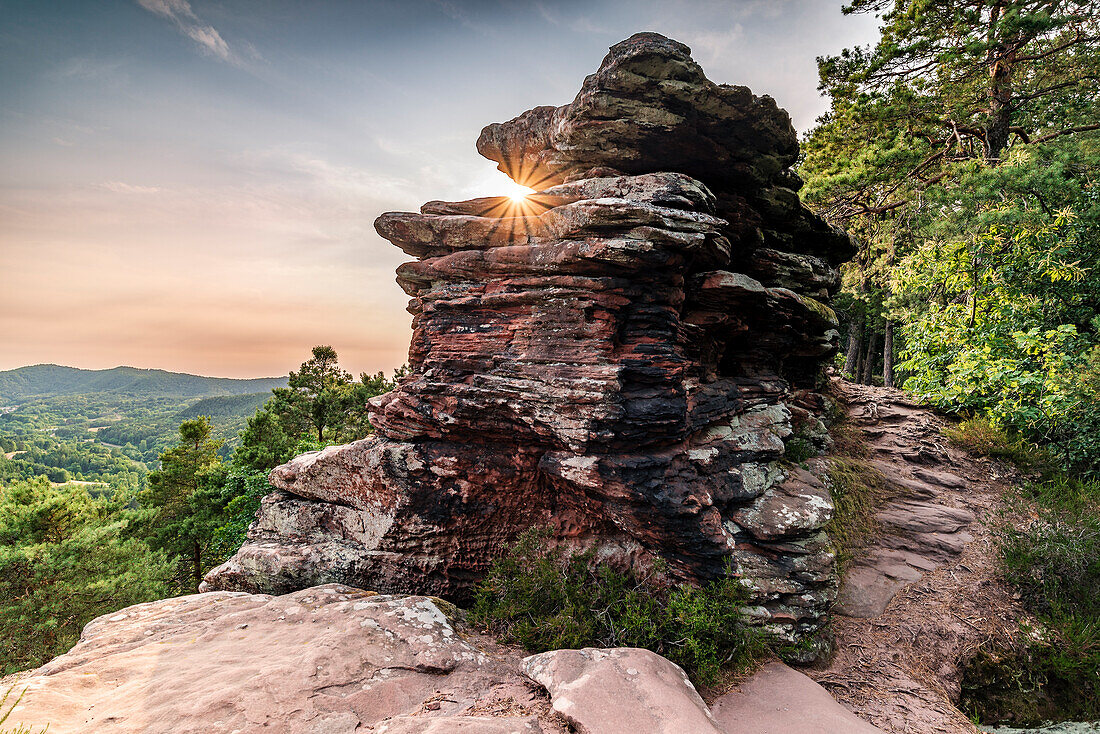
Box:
left=0, top=365, right=288, bottom=402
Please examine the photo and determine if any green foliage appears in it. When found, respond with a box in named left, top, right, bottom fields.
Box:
left=236, top=348, right=400, bottom=472
left=801, top=0, right=1100, bottom=455
left=0, top=477, right=171, bottom=674
left=470, top=529, right=764, bottom=685
left=208, top=468, right=271, bottom=563
left=942, top=418, right=1051, bottom=474
left=782, top=436, right=817, bottom=463
left=896, top=181, right=1100, bottom=474
left=0, top=364, right=286, bottom=402
left=136, top=417, right=227, bottom=592
left=964, top=474, right=1100, bottom=724
left=232, top=408, right=294, bottom=473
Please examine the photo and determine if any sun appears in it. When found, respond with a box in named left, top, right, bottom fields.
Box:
left=501, top=180, right=535, bottom=202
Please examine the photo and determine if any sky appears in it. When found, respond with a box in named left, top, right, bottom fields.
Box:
left=0, top=0, right=880, bottom=378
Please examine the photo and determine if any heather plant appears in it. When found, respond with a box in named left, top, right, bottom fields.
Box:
left=470, top=528, right=764, bottom=685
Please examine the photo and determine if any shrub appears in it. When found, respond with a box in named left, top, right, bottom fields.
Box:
left=964, top=475, right=1100, bottom=724
left=470, top=528, right=764, bottom=685
left=783, top=436, right=817, bottom=463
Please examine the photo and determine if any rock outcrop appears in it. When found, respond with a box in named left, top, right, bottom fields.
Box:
left=809, top=381, right=1019, bottom=733
left=204, top=32, right=854, bottom=645
left=5, top=585, right=559, bottom=734
left=4, top=587, right=883, bottom=734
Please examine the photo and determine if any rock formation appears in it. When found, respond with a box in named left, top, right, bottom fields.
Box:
left=4, top=585, right=884, bottom=734
left=204, top=32, right=854, bottom=646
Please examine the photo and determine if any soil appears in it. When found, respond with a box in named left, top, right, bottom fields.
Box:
left=807, top=380, right=1029, bottom=733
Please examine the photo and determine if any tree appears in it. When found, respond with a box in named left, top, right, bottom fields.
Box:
left=236, top=348, right=402, bottom=473
left=272, top=345, right=353, bottom=443
left=809, top=0, right=1100, bottom=220
left=0, top=478, right=171, bottom=673
left=138, top=417, right=226, bottom=592
left=214, top=351, right=403, bottom=562
left=232, top=408, right=294, bottom=474
left=801, top=0, right=1100, bottom=392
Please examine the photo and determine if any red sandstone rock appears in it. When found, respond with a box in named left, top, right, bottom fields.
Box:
left=4, top=585, right=560, bottom=734
left=521, top=648, right=724, bottom=734
left=204, top=32, right=853, bottom=647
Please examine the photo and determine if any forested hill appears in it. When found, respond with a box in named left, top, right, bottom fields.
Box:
left=0, top=365, right=287, bottom=402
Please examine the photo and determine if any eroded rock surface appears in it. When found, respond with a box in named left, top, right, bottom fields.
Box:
left=4, top=584, right=564, bottom=734
left=5, top=591, right=884, bottom=734
left=205, top=32, right=853, bottom=644
left=522, top=647, right=723, bottom=734
left=833, top=391, right=976, bottom=618
left=710, top=661, right=886, bottom=734
left=809, top=381, right=1023, bottom=733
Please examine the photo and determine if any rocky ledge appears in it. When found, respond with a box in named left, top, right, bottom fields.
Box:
left=3, top=584, right=883, bottom=734
left=204, top=32, right=854, bottom=646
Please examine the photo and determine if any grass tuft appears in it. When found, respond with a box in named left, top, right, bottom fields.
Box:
left=942, top=418, right=1052, bottom=474
left=824, top=457, right=890, bottom=571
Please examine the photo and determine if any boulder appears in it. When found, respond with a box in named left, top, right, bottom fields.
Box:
left=710, top=661, right=886, bottom=733
left=3, top=585, right=558, bottom=734
left=521, top=648, right=724, bottom=734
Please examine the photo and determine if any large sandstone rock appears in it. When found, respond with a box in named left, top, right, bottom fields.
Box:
left=4, top=585, right=559, bottom=734
left=4, top=592, right=884, bottom=734
left=205, top=32, right=853, bottom=645
left=521, top=648, right=724, bottom=734
left=710, top=661, right=886, bottom=733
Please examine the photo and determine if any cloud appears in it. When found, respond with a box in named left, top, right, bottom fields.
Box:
left=136, top=0, right=234, bottom=62
left=101, top=181, right=162, bottom=194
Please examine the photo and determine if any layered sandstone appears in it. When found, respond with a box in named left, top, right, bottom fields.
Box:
left=204, top=32, right=854, bottom=645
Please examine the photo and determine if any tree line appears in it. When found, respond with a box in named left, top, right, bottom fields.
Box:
left=801, top=0, right=1100, bottom=473
left=0, top=346, right=400, bottom=673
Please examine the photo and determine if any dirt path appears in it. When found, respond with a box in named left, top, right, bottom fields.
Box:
left=808, top=380, right=1025, bottom=733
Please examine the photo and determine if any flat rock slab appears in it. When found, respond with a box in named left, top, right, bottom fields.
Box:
left=522, top=647, right=724, bottom=734
left=377, top=717, right=544, bottom=733
left=6, top=585, right=555, bottom=734
left=836, top=495, right=976, bottom=618
left=834, top=553, right=925, bottom=618
left=913, top=468, right=967, bottom=489
left=711, top=661, right=885, bottom=733
left=877, top=500, right=974, bottom=535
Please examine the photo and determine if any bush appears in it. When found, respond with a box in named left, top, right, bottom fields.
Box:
left=783, top=436, right=817, bottom=463
left=963, top=475, right=1100, bottom=724
left=470, top=529, right=764, bottom=685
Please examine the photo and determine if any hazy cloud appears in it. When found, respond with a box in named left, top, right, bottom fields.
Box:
left=101, top=181, right=163, bottom=194
left=136, top=0, right=234, bottom=62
